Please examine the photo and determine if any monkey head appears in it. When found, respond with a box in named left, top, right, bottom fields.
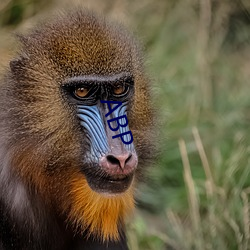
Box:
left=0, top=10, right=154, bottom=242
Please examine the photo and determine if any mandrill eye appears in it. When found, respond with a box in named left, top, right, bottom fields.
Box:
left=75, top=87, right=89, bottom=98
left=113, top=84, right=126, bottom=96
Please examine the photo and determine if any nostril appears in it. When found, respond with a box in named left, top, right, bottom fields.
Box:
left=106, top=155, right=120, bottom=165
left=100, top=153, right=137, bottom=174
left=125, top=154, right=132, bottom=164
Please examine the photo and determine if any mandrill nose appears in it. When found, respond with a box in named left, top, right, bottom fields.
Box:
left=100, top=152, right=138, bottom=175
left=107, top=153, right=131, bottom=169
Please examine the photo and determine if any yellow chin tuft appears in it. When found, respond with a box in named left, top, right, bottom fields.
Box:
left=67, top=174, right=135, bottom=241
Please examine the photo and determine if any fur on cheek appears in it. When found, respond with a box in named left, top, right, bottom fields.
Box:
left=66, top=174, right=135, bottom=242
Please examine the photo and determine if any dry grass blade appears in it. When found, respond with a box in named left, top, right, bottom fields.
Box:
left=178, top=139, right=203, bottom=249
left=192, top=126, right=214, bottom=195
left=241, top=191, right=250, bottom=250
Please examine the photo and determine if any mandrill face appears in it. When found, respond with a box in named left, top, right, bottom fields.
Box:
left=1, top=10, right=154, bottom=242
left=62, top=73, right=137, bottom=195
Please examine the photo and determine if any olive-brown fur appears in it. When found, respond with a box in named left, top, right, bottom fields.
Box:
left=0, top=10, right=153, bottom=250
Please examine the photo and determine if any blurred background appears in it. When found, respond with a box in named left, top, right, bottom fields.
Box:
left=1, top=0, right=250, bottom=249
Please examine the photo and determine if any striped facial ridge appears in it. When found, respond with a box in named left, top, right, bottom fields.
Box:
left=77, top=105, right=109, bottom=161
left=107, top=101, right=134, bottom=151
left=77, top=101, right=134, bottom=161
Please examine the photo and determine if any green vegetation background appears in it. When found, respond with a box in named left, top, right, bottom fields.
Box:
left=1, top=0, right=250, bottom=249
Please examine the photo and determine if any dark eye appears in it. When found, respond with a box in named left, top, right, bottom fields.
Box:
left=113, top=84, right=126, bottom=96
left=74, top=87, right=89, bottom=98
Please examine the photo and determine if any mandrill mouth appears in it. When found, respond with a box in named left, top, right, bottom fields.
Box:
left=82, top=152, right=138, bottom=195
left=81, top=151, right=138, bottom=194
left=83, top=168, right=134, bottom=194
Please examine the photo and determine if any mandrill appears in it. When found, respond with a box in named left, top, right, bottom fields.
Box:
left=0, top=9, right=154, bottom=250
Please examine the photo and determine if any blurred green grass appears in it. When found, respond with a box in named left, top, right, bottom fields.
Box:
left=1, top=0, right=250, bottom=249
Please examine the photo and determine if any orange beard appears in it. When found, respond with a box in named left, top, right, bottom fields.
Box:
left=67, top=174, right=135, bottom=241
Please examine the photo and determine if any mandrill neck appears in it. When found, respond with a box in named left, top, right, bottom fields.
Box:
left=0, top=194, right=129, bottom=250
left=0, top=162, right=129, bottom=250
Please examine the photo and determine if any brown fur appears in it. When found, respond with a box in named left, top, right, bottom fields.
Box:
left=0, top=9, right=154, bottom=245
